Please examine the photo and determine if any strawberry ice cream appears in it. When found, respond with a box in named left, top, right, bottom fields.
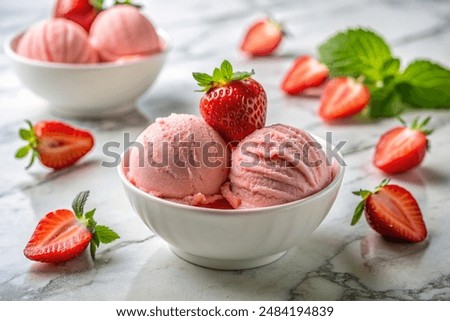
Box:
left=16, top=19, right=98, bottom=63
left=89, top=5, right=161, bottom=62
left=222, top=124, right=332, bottom=209
left=125, top=114, right=229, bottom=206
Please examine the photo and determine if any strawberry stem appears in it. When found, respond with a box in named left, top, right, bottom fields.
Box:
left=71, top=191, right=120, bottom=260
left=399, top=116, right=433, bottom=135
left=16, top=120, right=39, bottom=169
left=193, top=60, right=254, bottom=92
left=351, top=178, right=391, bottom=225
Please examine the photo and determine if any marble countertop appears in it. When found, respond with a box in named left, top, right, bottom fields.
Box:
left=1, top=0, right=450, bottom=300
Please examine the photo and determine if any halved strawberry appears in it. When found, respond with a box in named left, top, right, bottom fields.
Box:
left=53, top=0, right=101, bottom=32
left=15, top=120, right=94, bottom=170
left=24, top=191, right=120, bottom=264
left=193, top=60, right=267, bottom=142
left=240, top=17, right=284, bottom=56
left=281, top=56, right=329, bottom=95
left=374, top=117, right=432, bottom=174
left=318, top=77, right=370, bottom=121
left=351, top=179, right=427, bottom=243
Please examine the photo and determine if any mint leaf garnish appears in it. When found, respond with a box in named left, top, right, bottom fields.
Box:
left=318, top=28, right=393, bottom=81
left=364, top=86, right=408, bottom=118
left=396, top=60, right=450, bottom=109
left=318, top=28, right=450, bottom=118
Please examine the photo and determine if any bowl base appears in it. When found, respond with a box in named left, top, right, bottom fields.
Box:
left=48, top=102, right=135, bottom=119
left=170, top=247, right=287, bottom=270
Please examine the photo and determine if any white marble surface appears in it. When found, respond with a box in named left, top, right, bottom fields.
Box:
left=1, top=0, right=450, bottom=300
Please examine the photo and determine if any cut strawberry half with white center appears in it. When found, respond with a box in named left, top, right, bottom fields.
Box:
left=318, top=77, right=370, bottom=121
left=24, top=191, right=120, bottom=264
left=15, top=120, right=94, bottom=170
left=351, top=179, right=427, bottom=243
left=281, top=55, right=329, bottom=95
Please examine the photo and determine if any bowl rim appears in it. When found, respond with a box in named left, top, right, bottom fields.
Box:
left=117, top=133, right=346, bottom=215
left=3, top=27, right=171, bottom=69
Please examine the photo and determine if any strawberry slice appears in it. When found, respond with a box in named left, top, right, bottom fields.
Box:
left=351, top=179, right=427, bottom=243
left=240, top=17, right=284, bottom=56
left=318, top=77, right=370, bottom=121
left=24, top=191, right=120, bottom=264
left=281, top=56, right=329, bottom=95
left=15, top=120, right=94, bottom=170
left=193, top=60, right=267, bottom=142
left=53, top=0, right=101, bottom=32
left=374, top=117, right=432, bottom=174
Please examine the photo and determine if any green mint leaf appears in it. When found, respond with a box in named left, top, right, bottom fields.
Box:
left=351, top=199, right=366, bottom=226
left=396, top=60, right=450, bottom=109
left=72, top=191, right=90, bottom=218
left=221, top=60, right=233, bottom=80
left=95, top=225, right=120, bottom=244
left=364, top=84, right=407, bottom=118
left=15, top=145, right=30, bottom=159
left=318, top=28, right=393, bottom=81
left=381, top=58, right=400, bottom=77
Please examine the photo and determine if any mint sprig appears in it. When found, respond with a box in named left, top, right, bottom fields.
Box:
left=72, top=191, right=120, bottom=260
left=193, top=60, right=254, bottom=92
left=318, top=28, right=450, bottom=118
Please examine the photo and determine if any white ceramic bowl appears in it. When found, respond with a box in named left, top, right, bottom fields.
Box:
left=4, top=29, right=169, bottom=118
left=118, top=136, right=345, bottom=270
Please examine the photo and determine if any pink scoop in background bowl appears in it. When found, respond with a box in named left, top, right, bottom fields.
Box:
left=4, top=27, right=169, bottom=118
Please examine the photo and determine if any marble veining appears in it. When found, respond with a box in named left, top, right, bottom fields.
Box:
left=0, top=0, right=449, bottom=300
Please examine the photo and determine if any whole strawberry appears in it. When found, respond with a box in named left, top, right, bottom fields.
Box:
left=374, top=117, right=432, bottom=174
left=15, top=120, right=94, bottom=170
left=24, top=191, right=120, bottom=264
left=351, top=179, right=427, bottom=243
left=53, top=0, right=101, bottom=32
left=193, top=60, right=267, bottom=142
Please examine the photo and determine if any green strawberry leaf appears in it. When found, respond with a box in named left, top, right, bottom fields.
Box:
left=72, top=191, right=90, bottom=218
left=396, top=60, right=450, bottom=109
left=351, top=199, right=366, bottom=226
left=193, top=60, right=254, bottom=92
left=15, top=145, right=30, bottom=159
left=221, top=60, right=233, bottom=80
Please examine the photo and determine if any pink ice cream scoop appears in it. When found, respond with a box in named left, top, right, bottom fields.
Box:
left=89, top=5, right=161, bottom=62
left=125, top=114, right=230, bottom=206
left=16, top=19, right=98, bottom=64
left=222, top=124, right=332, bottom=209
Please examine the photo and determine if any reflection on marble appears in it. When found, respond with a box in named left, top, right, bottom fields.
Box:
left=1, top=0, right=450, bottom=300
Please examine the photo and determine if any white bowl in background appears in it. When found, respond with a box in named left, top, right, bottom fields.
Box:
left=4, top=29, right=169, bottom=118
left=118, top=135, right=345, bottom=270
